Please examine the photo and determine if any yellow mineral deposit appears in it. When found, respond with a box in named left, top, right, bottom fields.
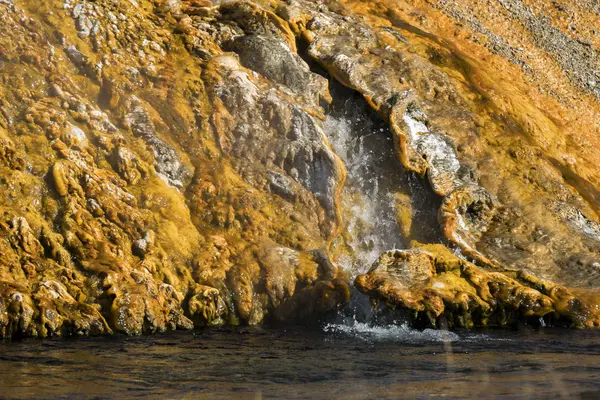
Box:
left=0, top=0, right=598, bottom=337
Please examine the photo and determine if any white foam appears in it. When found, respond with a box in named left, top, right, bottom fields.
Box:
left=324, top=321, right=460, bottom=342
left=323, top=320, right=514, bottom=343
left=323, top=113, right=402, bottom=276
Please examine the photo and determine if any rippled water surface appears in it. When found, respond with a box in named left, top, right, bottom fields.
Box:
left=1, top=325, right=599, bottom=399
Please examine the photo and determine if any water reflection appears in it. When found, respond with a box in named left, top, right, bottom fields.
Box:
left=0, top=327, right=598, bottom=399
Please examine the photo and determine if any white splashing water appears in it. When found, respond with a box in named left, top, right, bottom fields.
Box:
left=323, top=320, right=510, bottom=343
left=323, top=99, right=406, bottom=278
left=323, top=321, right=460, bottom=342
left=321, top=92, right=462, bottom=341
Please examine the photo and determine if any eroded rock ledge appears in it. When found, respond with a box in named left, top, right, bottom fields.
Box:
left=0, top=0, right=598, bottom=337
left=355, top=244, right=599, bottom=328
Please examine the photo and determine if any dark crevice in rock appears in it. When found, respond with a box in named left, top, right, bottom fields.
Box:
left=323, top=78, right=446, bottom=247
left=296, top=33, right=445, bottom=247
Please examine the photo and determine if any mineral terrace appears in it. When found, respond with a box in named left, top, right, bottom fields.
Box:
left=0, top=0, right=598, bottom=337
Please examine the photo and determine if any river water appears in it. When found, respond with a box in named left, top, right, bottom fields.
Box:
left=0, top=325, right=599, bottom=399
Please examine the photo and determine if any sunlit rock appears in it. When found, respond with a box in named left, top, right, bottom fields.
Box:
left=0, top=0, right=599, bottom=338
left=356, top=245, right=600, bottom=328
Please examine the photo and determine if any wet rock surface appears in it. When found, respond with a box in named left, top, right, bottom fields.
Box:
left=278, top=1, right=600, bottom=290
left=355, top=244, right=600, bottom=328
left=0, top=0, right=598, bottom=337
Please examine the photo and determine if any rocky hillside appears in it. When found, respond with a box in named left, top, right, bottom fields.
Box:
left=0, top=0, right=598, bottom=337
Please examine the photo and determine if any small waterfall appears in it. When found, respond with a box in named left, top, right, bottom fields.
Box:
left=322, top=82, right=445, bottom=331
left=324, top=83, right=443, bottom=278
left=324, top=88, right=407, bottom=278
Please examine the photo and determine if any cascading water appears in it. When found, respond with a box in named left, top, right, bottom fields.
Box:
left=324, top=87, right=407, bottom=278
left=324, top=83, right=444, bottom=277
left=324, top=82, right=445, bottom=276
left=322, top=82, right=445, bottom=334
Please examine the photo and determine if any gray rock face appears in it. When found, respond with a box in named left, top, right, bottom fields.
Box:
left=224, top=33, right=331, bottom=106
left=496, top=0, right=600, bottom=97
left=267, top=170, right=297, bottom=201
left=124, top=98, right=189, bottom=188
left=206, top=54, right=344, bottom=233
left=65, top=45, right=87, bottom=67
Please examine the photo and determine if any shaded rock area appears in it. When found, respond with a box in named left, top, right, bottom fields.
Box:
left=0, top=0, right=599, bottom=337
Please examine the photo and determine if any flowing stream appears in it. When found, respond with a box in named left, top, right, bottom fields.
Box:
left=323, top=82, right=444, bottom=278
left=321, top=81, right=446, bottom=326
left=324, top=86, right=406, bottom=276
